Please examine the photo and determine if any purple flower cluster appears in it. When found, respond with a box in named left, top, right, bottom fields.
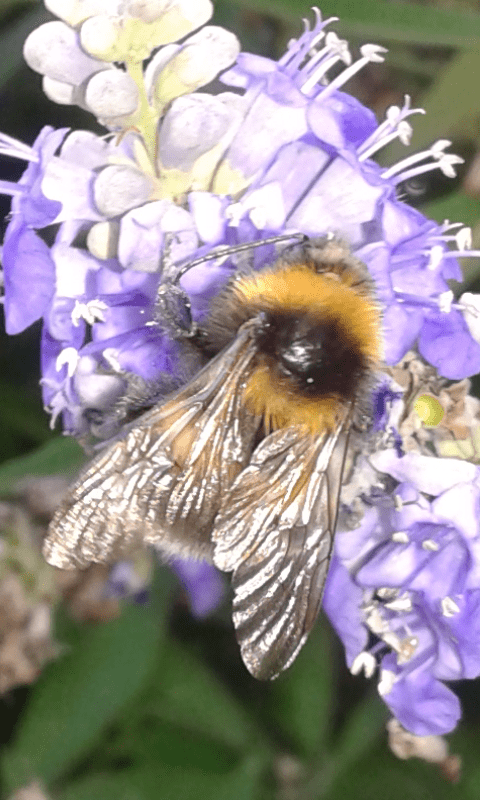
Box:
left=325, top=450, right=480, bottom=734
left=2, top=0, right=480, bottom=736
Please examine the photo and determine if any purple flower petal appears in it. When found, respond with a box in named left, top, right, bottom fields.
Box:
left=381, top=659, right=461, bottom=736
left=323, top=556, right=368, bottom=665
left=3, top=221, right=55, bottom=334
left=419, top=309, right=480, bottom=380
left=171, top=558, right=225, bottom=618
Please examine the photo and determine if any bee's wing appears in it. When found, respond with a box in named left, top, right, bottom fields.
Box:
left=43, top=322, right=260, bottom=570
left=212, top=418, right=350, bottom=680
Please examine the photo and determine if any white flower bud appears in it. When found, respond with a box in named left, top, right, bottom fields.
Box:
left=45, top=0, right=121, bottom=27
left=158, top=94, right=235, bottom=170
left=85, top=69, right=139, bottom=118
left=24, top=21, right=105, bottom=85
left=144, top=43, right=182, bottom=99
left=94, top=165, right=154, bottom=217
left=80, top=15, right=120, bottom=61
left=126, top=0, right=173, bottom=23
left=42, top=76, right=77, bottom=105
left=152, top=26, right=240, bottom=104
left=161, top=0, right=213, bottom=28
left=87, top=221, right=120, bottom=260
left=81, top=0, right=214, bottom=63
left=387, top=718, right=449, bottom=764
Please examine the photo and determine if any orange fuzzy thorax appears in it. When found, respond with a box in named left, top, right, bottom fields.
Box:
left=233, top=263, right=382, bottom=435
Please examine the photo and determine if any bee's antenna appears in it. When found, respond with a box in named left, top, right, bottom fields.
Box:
left=155, top=232, right=308, bottom=340
left=173, top=232, right=308, bottom=284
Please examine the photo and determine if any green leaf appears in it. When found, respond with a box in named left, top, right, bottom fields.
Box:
left=417, top=50, right=480, bottom=144
left=58, top=754, right=268, bottom=800
left=0, top=4, right=49, bottom=87
left=232, top=0, right=480, bottom=49
left=422, top=191, right=480, bottom=231
left=327, top=736, right=467, bottom=800
left=108, top=716, right=239, bottom=773
left=0, top=381, right=52, bottom=462
left=332, top=689, right=387, bottom=769
left=1, top=570, right=174, bottom=791
left=0, top=437, right=85, bottom=496
left=300, top=690, right=387, bottom=799
left=267, top=620, right=334, bottom=757
left=452, top=723, right=480, bottom=799
left=145, top=639, right=261, bottom=752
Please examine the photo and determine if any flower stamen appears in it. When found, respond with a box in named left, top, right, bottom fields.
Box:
left=280, top=8, right=334, bottom=72
left=351, top=651, right=377, bottom=677
left=441, top=597, right=460, bottom=617
left=0, top=133, right=37, bottom=161
left=300, top=32, right=351, bottom=95
left=382, top=140, right=464, bottom=184
left=56, top=347, right=79, bottom=377
left=378, top=669, right=396, bottom=696
left=358, top=96, right=425, bottom=161
left=318, top=44, right=388, bottom=101
left=72, top=299, right=108, bottom=327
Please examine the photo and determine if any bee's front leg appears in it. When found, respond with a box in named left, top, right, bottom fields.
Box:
left=82, top=281, right=204, bottom=445
left=155, top=280, right=198, bottom=340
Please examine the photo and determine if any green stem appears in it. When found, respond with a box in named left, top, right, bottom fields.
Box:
left=126, top=60, right=160, bottom=165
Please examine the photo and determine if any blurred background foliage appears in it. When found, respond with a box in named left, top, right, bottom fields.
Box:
left=0, top=0, right=480, bottom=798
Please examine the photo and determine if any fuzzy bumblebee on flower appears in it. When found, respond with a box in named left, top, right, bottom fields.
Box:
left=2, top=0, right=480, bottom=760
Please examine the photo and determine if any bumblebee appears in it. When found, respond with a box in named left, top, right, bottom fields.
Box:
left=44, top=236, right=382, bottom=680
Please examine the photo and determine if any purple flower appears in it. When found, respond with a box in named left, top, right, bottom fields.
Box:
left=3, top=0, right=480, bottom=737
left=106, top=557, right=224, bottom=618
left=3, top=8, right=479, bottom=432
left=170, top=558, right=225, bottom=618
left=324, top=448, right=480, bottom=735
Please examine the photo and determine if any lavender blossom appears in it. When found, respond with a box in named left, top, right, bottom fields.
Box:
left=2, top=0, right=480, bottom=737
left=325, top=455, right=480, bottom=734
left=107, top=555, right=224, bottom=618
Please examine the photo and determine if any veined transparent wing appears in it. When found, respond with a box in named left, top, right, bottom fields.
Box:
left=44, top=321, right=261, bottom=570
left=212, top=416, right=350, bottom=679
